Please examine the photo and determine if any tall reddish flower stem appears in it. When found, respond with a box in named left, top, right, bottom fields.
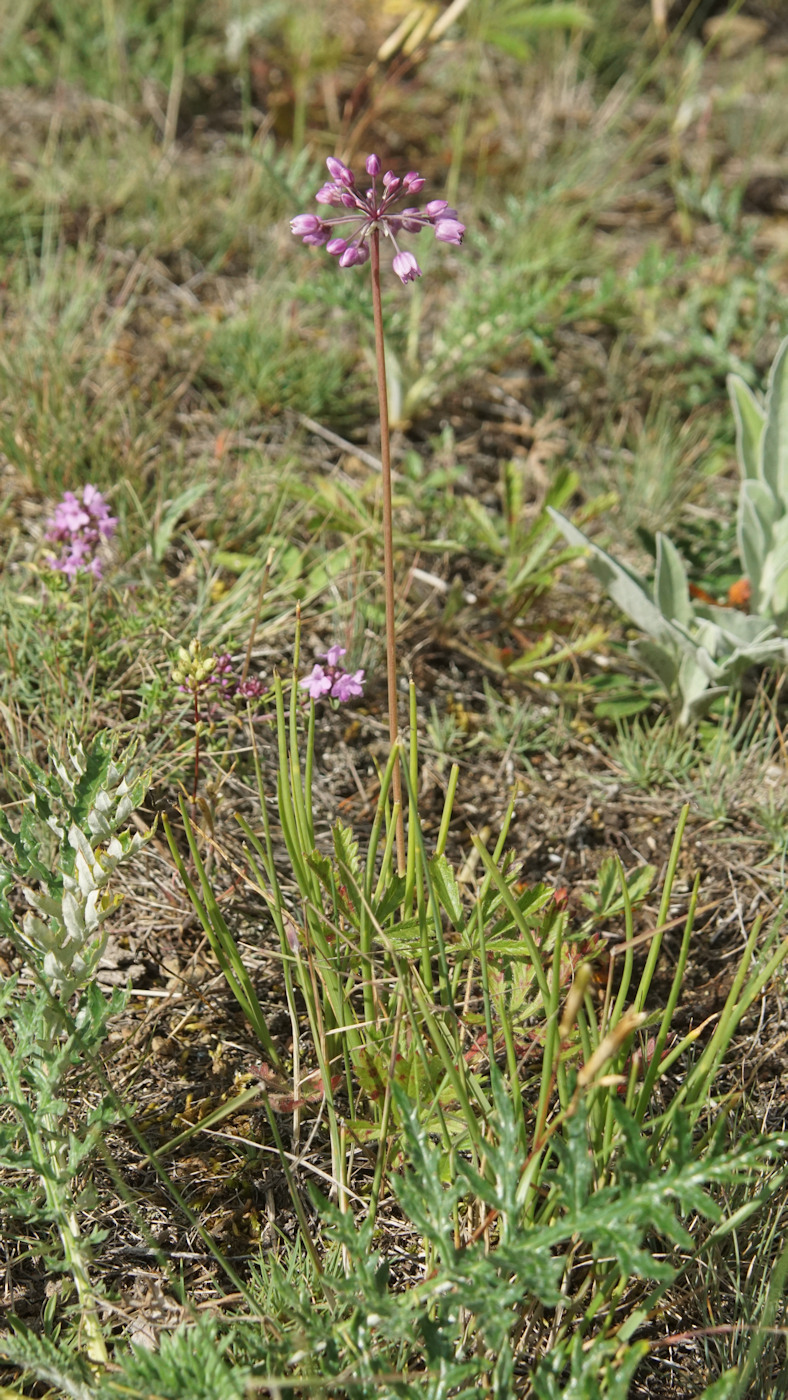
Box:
left=369, top=228, right=406, bottom=875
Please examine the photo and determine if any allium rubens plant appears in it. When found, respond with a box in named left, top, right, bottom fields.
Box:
left=292, top=153, right=464, bottom=872
left=0, top=733, right=151, bottom=1366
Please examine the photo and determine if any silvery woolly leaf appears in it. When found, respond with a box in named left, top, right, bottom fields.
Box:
left=762, top=335, right=788, bottom=502
left=737, top=477, right=779, bottom=612
left=727, top=371, right=764, bottom=482
left=670, top=618, right=724, bottom=675
left=74, top=847, right=99, bottom=898
left=22, top=886, right=61, bottom=920
left=757, top=514, right=788, bottom=626
left=62, top=888, right=86, bottom=945
left=690, top=603, right=778, bottom=649
left=629, top=639, right=680, bottom=696
left=678, top=651, right=716, bottom=712
left=87, top=808, right=112, bottom=840
left=654, top=534, right=693, bottom=627
left=549, top=511, right=685, bottom=645
left=69, top=823, right=93, bottom=860
left=21, top=912, right=52, bottom=947
left=720, top=636, right=788, bottom=671
left=682, top=685, right=730, bottom=725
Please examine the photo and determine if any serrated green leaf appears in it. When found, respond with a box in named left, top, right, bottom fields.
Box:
left=427, top=853, right=465, bottom=929
left=333, top=820, right=361, bottom=884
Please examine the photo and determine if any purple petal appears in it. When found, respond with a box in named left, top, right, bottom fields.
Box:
left=399, top=207, right=425, bottom=233
left=237, top=676, right=265, bottom=699
left=331, top=669, right=365, bottom=701
left=299, top=665, right=333, bottom=699
left=434, top=218, right=465, bottom=245
left=326, top=237, right=348, bottom=256
left=366, top=153, right=381, bottom=177
left=320, top=645, right=347, bottom=668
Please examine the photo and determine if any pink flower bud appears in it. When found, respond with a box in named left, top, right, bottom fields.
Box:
left=339, top=241, right=369, bottom=267
left=366, top=153, right=381, bottom=176
left=290, top=214, right=323, bottom=236
left=326, top=157, right=355, bottom=186
left=399, top=207, right=425, bottom=232
left=402, top=172, right=425, bottom=194
left=315, top=183, right=342, bottom=205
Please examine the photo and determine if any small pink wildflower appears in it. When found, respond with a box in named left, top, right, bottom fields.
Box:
left=291, top=154, right=465, bottom=285
left=236, top=676, right=265, bottom=700
left=331, top=669, right=365, bottom=702
left=45, top=484, right=116, bottom=581
left=301, top=665, right=333, bottom=700
left=300, top=648, right=365, bottom=704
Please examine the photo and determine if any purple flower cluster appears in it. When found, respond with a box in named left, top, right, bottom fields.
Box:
left=45, top=484, right=117, bottom=580
left=300, top=646, right=365, bottom=703
left=291, top=154, right=465, bottom=285
left=210, top=654, right=266, bottom=702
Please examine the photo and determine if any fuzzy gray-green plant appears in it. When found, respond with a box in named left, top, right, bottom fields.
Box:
left=550, top=336, right=788, bottom=724
left=0, top=731, right=152, bottom=1364
left=730, top=335, right=788, bottom=627
left=0, top=731, right=151, bottom=1009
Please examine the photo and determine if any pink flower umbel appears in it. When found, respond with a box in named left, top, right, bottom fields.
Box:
left=291, top=154, right=465, bottom=285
